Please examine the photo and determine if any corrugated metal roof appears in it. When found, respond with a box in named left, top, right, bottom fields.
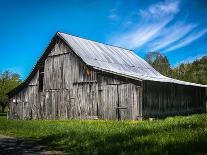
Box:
left=58, top=32, right=207, bottom=88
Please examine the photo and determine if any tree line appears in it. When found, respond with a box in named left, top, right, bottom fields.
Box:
left=0, top=71, right=21, bottom=112
left=145, top=52, right=207, bottom=85
left=0, top=53, right=206, bottom=112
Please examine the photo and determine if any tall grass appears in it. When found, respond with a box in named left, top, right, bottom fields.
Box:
left=0, top=114, right=207, bottom=154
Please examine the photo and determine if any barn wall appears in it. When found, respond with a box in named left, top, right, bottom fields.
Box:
left=9, top=36, right=206, bottom=120
left=142, top=81, right=206, bottom=118
left=95, top=75, right=142, bottom=120
left=9, top=72, right=40, bottom=119
left=8, top=36, right=206, bottom=120
left=9, top=38, right=142, bottom=120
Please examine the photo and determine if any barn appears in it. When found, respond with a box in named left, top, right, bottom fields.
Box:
left=8, top=32, right=207, bottom=120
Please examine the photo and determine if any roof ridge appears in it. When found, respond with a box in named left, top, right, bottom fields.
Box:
left=57, top=31, right=136, bottom=53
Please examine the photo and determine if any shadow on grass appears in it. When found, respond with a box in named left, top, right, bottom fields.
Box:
left=0, top=113, right=7, bottom=116
left=34, top=126, right=207, bottom=155
left=0, top=136, right=50, bottom=155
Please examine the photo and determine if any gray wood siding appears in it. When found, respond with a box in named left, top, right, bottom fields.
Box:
left=9, top=38, right=142, bottom=120
left=9, top=73, right=40, bottom=119
left=142, top=81, right=206, bottom=118
left=9, top=37, right=205, bottom=120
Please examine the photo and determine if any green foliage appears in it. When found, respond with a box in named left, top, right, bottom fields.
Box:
left=0, top=114, right=207, bottom=154
left=0, top=70, right=22, bottom=112
left=172, top=56, right=207, bottom=85
left=145, top=52, right=172, bottom=76
left=145, top=53, right=207, bottom=85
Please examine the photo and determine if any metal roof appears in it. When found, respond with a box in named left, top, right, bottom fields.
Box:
left=58, top=32, right=207, bottom=88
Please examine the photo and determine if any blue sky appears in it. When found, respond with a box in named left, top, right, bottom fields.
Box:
left=0, top=0, right=207, bottom=79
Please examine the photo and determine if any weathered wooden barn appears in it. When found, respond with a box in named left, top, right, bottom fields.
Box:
left=8, top=32, right=207, bottom=120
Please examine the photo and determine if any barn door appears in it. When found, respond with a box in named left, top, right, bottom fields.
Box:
left=118, top=84, right=129, bottom=120
left=104, top=83, right=142, bottom=120
left=119, top=84, right=142, bottom=120
left=72, top=82, right=98, bottom=119
left=44, top=89, right=70, bottom=119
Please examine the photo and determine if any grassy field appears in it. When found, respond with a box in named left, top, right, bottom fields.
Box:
left=0, top=114, right=207, bottom=154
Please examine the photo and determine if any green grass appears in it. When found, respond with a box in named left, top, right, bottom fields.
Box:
left=0, top=114, right=207, bottom=154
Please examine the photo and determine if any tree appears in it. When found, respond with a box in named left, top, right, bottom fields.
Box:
left=172, top=56, right=207, bottom=85
left=145, top=52, right=172, bottom=76
left=145, top=52, right=207, bottom=84
left=0, top=71, right=22, bottom=112
left=171, top=63, right=190, bottom=80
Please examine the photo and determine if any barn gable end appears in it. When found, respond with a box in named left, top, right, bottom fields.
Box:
left=9, top=35, right=143, bottom=120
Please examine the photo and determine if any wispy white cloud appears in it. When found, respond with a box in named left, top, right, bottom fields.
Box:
left=149, top=23, right=197, bottom=51
left=108, top=9, right=119, bottom=21
left=108, top=0, right=180, bottom=49
left=139, top=0, right=179, bottom=19
left=110, top=18, right=172, bottom=49
left=165, top=28, right=207, bottom=52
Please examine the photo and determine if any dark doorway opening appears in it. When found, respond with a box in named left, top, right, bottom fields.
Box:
left=39, top=64, right=44, bottom=92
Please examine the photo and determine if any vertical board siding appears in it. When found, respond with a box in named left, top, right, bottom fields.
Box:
left=97, top=76, right=142, bottom=120
left=72, top=83, right=98, bottom=119
left=8, top=37, right=143, bottom=120
left=9, top=73, right=39, bottom=119
left=8, top=36, right=205, bottom=120
left=143, top=81, right=206, bottom=118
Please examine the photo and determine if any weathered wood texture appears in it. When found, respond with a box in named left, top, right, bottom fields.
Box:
left=8, top=37, right=206, bottom=120
left=9, top=38, right=142, bottom=120
left=142, top=81, right=206, bottom=118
